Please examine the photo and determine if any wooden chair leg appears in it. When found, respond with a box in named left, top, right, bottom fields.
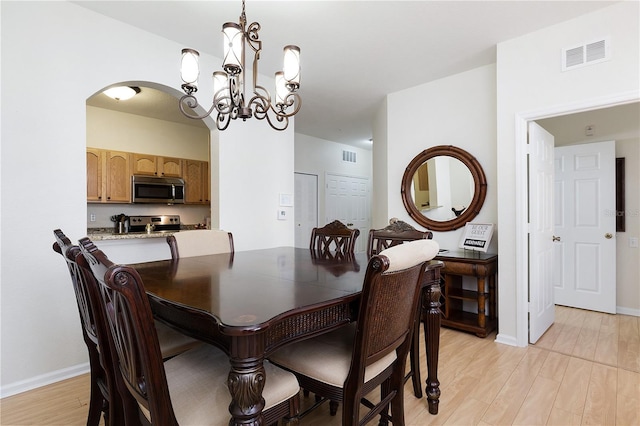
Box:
left=86, top=358, right=105, bottom=426
left=329, top=400, right=339, bottom=416
left=408, top=312, right=423, bottom=398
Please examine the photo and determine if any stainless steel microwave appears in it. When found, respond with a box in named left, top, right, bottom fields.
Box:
left=131, top=175, right=185, bottom=204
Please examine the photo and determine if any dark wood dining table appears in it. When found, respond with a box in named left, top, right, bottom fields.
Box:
left=131, top=246, right=443, bottom=424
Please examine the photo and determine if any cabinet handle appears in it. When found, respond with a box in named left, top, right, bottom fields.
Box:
left=552, top=236, right=561, bottom=242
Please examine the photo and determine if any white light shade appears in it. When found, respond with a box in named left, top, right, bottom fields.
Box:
left=274, top=71, right=288, bottom=107
left=181, top=48, right=200, bottom=86
left=103, top=86, right=138, bottom=101
left=213, top=71, right=230, bottom=108
left=283, top=45, right=300, bottom=90
left=222, top=22, right=243, bottom=74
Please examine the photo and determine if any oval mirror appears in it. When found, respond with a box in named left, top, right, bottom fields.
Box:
left=401, top=145, right=487, bottom=232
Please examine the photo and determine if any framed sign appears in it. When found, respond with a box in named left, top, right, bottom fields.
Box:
left=459, top=223, right=494, bottom=252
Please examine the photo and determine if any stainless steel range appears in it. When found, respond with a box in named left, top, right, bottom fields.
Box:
left=128, top=215, right=181, bottom=233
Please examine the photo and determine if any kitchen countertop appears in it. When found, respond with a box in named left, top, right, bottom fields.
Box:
left=87, top=226, right=202, bottom=241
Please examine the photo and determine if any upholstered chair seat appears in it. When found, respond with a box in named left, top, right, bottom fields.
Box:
left=270, top=324, right=396, bottom=388
left=154, top=320, right=202, bottom=359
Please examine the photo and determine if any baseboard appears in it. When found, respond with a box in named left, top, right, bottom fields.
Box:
left=617, top=306, right=640, bottom=317
left=0, top=362, right=89, bottom=399
left=494, top=333, right=521, bottom=347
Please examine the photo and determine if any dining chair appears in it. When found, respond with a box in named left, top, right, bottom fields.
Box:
left=166, top=229, right=234, bottom=260
left=53, top=229, right=121, bottom=426
left=270, top=239, right=440, bottom=425
left=365, top=218, right=434, bottom=398
left=53, top=230, right=205, bottom=425
left=310, top=220, right=360, bottom=259
left=77, top=237, right=300, bottom=426
left=366, top=218, right=433, bottom=257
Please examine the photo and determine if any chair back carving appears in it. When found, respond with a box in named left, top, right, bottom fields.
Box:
left=167, top=230, right=234, bottom=260
left=310, top=220, right=360, bottom=259
left=366, top=218, right=433, bottom=258
left=79, top=237, right=178, bottom=425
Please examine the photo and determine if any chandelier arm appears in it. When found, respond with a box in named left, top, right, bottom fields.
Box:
left=252, top=84, right=301, bottom=118
left=246, top=93, right=290, bottom=131
left=277, top=93, right=302, bottom=118
left=179, top=94, right=218, bottom=120
left=216, top=112, right=231, bottom=131
left=263, top=112, right=289, bottom=131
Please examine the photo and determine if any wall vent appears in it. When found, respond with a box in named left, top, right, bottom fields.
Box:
left=342, top=150, right=357, bottom=163
left=562, top=37, right=610, bottom=71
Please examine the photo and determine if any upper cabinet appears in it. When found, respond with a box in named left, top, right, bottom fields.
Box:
left=87, top=148, right=208, bottom=204
left=106, top=151, right=132, bottom=202
left=87, top=148, right=131, bottom=203
left=183, top=160, right=210, bottom=204
left=86, top=148, right=103, bottom=202
left=132, top=154, right=183, bottom=177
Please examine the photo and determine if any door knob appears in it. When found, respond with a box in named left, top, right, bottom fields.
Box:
left=605, top=233, right=613, bottom=239
left=552, top=236, right=561, bottom=242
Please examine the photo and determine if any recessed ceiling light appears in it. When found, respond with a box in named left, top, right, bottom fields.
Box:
left=103, top=86, right=141, bottom=101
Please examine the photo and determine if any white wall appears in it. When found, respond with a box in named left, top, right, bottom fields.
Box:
left=220, top=118, right=295, bottom=251
left=372, top=99, right=389, bottom=228
left=0, top=1, right=294, bottom=395
left=295, top=133, right=373, bottom=225
left=380, top=64, right=498, bottom=252
left=496, top=2, right=639, bottom=346
left=87, top=106, right=209, bottom=160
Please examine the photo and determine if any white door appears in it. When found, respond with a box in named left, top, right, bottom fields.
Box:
left=294, top=173, right=318, bottom=249
left=529, top=122, right=556, bottom=343
left=325, top=173, right=370, bottom=252
left=553, top=141, right=616, bottom=313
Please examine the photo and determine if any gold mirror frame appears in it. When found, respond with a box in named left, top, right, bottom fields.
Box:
left=401, top=145, right=487, bottom=232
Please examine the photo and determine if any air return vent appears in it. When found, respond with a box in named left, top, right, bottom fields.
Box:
left=342, top=150, right=357, bottom=163
left=562, top=37, right=610, bottom=71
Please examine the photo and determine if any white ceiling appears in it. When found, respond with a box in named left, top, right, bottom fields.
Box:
left=79, top=0, right=635, bottom=149
left=538, top=103, right=640, bottom=146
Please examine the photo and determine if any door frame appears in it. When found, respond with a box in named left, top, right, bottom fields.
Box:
left=514, top=90, right=639, bottom=347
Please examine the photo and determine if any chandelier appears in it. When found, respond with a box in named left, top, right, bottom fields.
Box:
left=179, top=0, right=301, bottom=131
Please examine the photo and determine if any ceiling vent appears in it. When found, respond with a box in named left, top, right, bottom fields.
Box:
left=562, top=37, right=610, bottom=71
left=342, top=150, right=357, bottom=163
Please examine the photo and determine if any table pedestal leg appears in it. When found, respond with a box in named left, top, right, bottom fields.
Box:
left=227, top=357, right=265, bottom=425
left=423, top=283, right=441, bottom=415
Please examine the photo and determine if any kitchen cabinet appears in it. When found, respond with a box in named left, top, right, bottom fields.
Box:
left=131, top=154, right=183, bottom=177
left=87, top=149, right=131, bottom=203
left=87, top=148, right=209, bottom=204
left=105, top=151, right=131, bottom=203
left=86, top=148, right=103, bottom=202
left=436, top=250, right=498, bottom=337
left=183, top=159, right=210, bottom=204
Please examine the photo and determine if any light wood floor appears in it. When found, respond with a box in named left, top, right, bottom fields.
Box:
left=1, top=306, right=638, bottom=425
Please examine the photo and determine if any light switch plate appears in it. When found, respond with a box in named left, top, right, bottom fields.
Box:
left=277, top=210, right=287, bottom=220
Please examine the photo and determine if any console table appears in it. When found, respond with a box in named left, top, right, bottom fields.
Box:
left=435, top=250, right=498, bottom=337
